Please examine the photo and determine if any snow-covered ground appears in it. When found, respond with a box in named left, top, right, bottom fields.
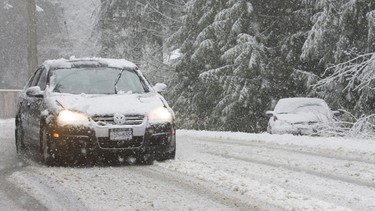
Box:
left=1, top=118, right=375, bottom=210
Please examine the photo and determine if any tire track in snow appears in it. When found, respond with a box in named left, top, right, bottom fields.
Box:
left=181, top=137, right=375, bottom=188
left=0, top=133, right=48, bottom=211
left=170, top=150, right=375, bottom=211
left=153, top=160, right=351, bottom=211
left=207, top=151, right=375, bottom=189
left=133, top=165, right=277, bottom=211
left=0, top=167, right=48, bottom=211
left=175, top=135, right=375, bottom=210
left=183, top=136, right=375, bottom=165
left=8, top=166, right=89, bottom=211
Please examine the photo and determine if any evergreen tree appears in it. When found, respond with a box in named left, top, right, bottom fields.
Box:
left=99, top=0, right=145, bottom=62
left=169, top=0, right=271, bottom=132
left=98, top=0, right=184, bottom=83
left=167, top=0, right=223, bottom=130
left=304, top=0, right=375, bottom=116
left=251, top=0, right=317, bottom=102
left=97, top=0, right=375, bottom=133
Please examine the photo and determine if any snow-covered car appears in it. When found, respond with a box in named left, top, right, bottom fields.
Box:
left=15, top=58, right=176, bottom=165
left=266, top=98, right=338, bottom=135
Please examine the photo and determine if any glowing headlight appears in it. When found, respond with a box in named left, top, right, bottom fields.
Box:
left=57, top=110, right=88, bottom=126
left=148, top=107, right=172, bottom=123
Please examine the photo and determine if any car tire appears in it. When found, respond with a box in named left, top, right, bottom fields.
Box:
left=15, top=125, right=26, bottom=157
left=40, top=126, right=58, bottom=166
left=267, top=125, right=272, bottom=134
left=168, top=148, right=176, bottom=160
left=137, top=152, right=154, bottom=165
left=156, top=148, right=176, bottom=162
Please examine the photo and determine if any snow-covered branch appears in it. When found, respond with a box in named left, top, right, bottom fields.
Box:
left=347, top=114, right=375, bottom=138
left=314, top=52, right=375, bottom=92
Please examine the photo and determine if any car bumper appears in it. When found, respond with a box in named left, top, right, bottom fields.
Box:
left=271, top=124, right=317, bottom=135
left=47, top=122, right=176, bottom=159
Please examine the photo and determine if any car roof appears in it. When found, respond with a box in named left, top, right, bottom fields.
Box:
left=42, top=57, right=138, bottom=70
left=277, top=97, right=326, bottom=104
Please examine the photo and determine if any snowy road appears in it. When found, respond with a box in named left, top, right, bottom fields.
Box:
left=1, top=119, right=375, bottom=210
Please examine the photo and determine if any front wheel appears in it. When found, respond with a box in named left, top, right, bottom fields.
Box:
left=137, top=152, right=154, bottom=165
left=15, top=127, right=26, bottom=157
left=267, top=125, right=273, bottom=134
left=156, top=148, right=176, bottom=162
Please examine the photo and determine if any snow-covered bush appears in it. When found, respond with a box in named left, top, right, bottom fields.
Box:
left=347, top=114, right=375, bottom=138
left=314, top=53, right=375, bottom=115
left=312, top=52, right=375, bottom=138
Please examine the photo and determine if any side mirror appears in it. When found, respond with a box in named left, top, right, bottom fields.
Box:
left=153, top=83, right=167, bottom=93
left=266, top=111, right=274, bottom=117
left=26, top=86, right=44, bottom=98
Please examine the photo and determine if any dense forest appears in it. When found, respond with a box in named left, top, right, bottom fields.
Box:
left=99, top=0, right=375, bottom=133
left=2, top=0, right=375, bottom=134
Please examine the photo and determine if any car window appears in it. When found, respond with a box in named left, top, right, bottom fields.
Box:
left=50, top=67, right=148, bottom=94
left=31, top=68, right=43, bottom=87
left=24, top=75, right=35, bottom=90
left=37, top=68, right=47, bottom=90
left=295, top=103, right=328, bottom=115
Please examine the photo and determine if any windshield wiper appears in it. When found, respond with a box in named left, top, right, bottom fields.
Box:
left=114, top=69, right=125, bottom=94
left=55, top=100, right=65, bottom=109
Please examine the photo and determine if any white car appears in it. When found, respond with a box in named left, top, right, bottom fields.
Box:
left=266, top=98, right=338, bottom=135
left=15, top=58, right=176, bottom=165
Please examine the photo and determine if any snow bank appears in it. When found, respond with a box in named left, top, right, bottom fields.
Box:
left=178, top=130, right=375, bottom=154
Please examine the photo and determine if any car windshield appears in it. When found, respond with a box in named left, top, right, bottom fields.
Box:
left=274, top=100, right=329, bottom=115
left=50, top=67, right=147, bottom=94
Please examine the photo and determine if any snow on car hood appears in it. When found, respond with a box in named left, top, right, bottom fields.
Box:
left=47, top=92, right=165, bottom=116
left=275, top=112, right=330, bottom=124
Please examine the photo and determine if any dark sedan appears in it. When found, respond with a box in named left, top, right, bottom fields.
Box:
left=15, top=58, right=176, bottom=165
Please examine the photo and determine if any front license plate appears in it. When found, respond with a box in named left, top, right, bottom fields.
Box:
left=109, top=128, right=133, bottom=141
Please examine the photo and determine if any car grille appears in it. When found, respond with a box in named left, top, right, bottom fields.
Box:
left=98, top=136, right=143, bottom=149
left=92, top=114, right=145, bottom=126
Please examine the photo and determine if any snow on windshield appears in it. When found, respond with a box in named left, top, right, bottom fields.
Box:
left=274, top=98, right=329, bottom=115
left=51, top=67, right=147, bottom=94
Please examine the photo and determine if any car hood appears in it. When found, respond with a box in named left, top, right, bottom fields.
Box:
left=275, top=113, right=330, bottom=124
left=47, top=92, right=165, bottom=116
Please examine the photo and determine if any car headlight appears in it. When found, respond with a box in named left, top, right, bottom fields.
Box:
left=57, top=110, right=88, bottom=126
left=148, top=107, right=172, bottom=123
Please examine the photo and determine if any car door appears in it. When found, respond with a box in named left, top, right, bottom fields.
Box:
left=23, top=68, right=45, bottom=147
left=18, top=73, right=35, bottom=148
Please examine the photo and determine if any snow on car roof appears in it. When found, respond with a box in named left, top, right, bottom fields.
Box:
left=43, top=57, right=138, bottom=70
left=277, top=97, right=325, bottom=104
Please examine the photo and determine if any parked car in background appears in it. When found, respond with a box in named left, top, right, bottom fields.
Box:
left=266, top=97, right=338, bottom=135
left=15, top=58, right=176, bottom=165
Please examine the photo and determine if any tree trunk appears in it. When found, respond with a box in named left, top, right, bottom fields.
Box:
left=26, top=0, right=38, bottom=77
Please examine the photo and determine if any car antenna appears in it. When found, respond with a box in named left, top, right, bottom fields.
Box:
left=55, top=100, right=65, bottom=109
left=114, top=68, right=125, bottom=94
